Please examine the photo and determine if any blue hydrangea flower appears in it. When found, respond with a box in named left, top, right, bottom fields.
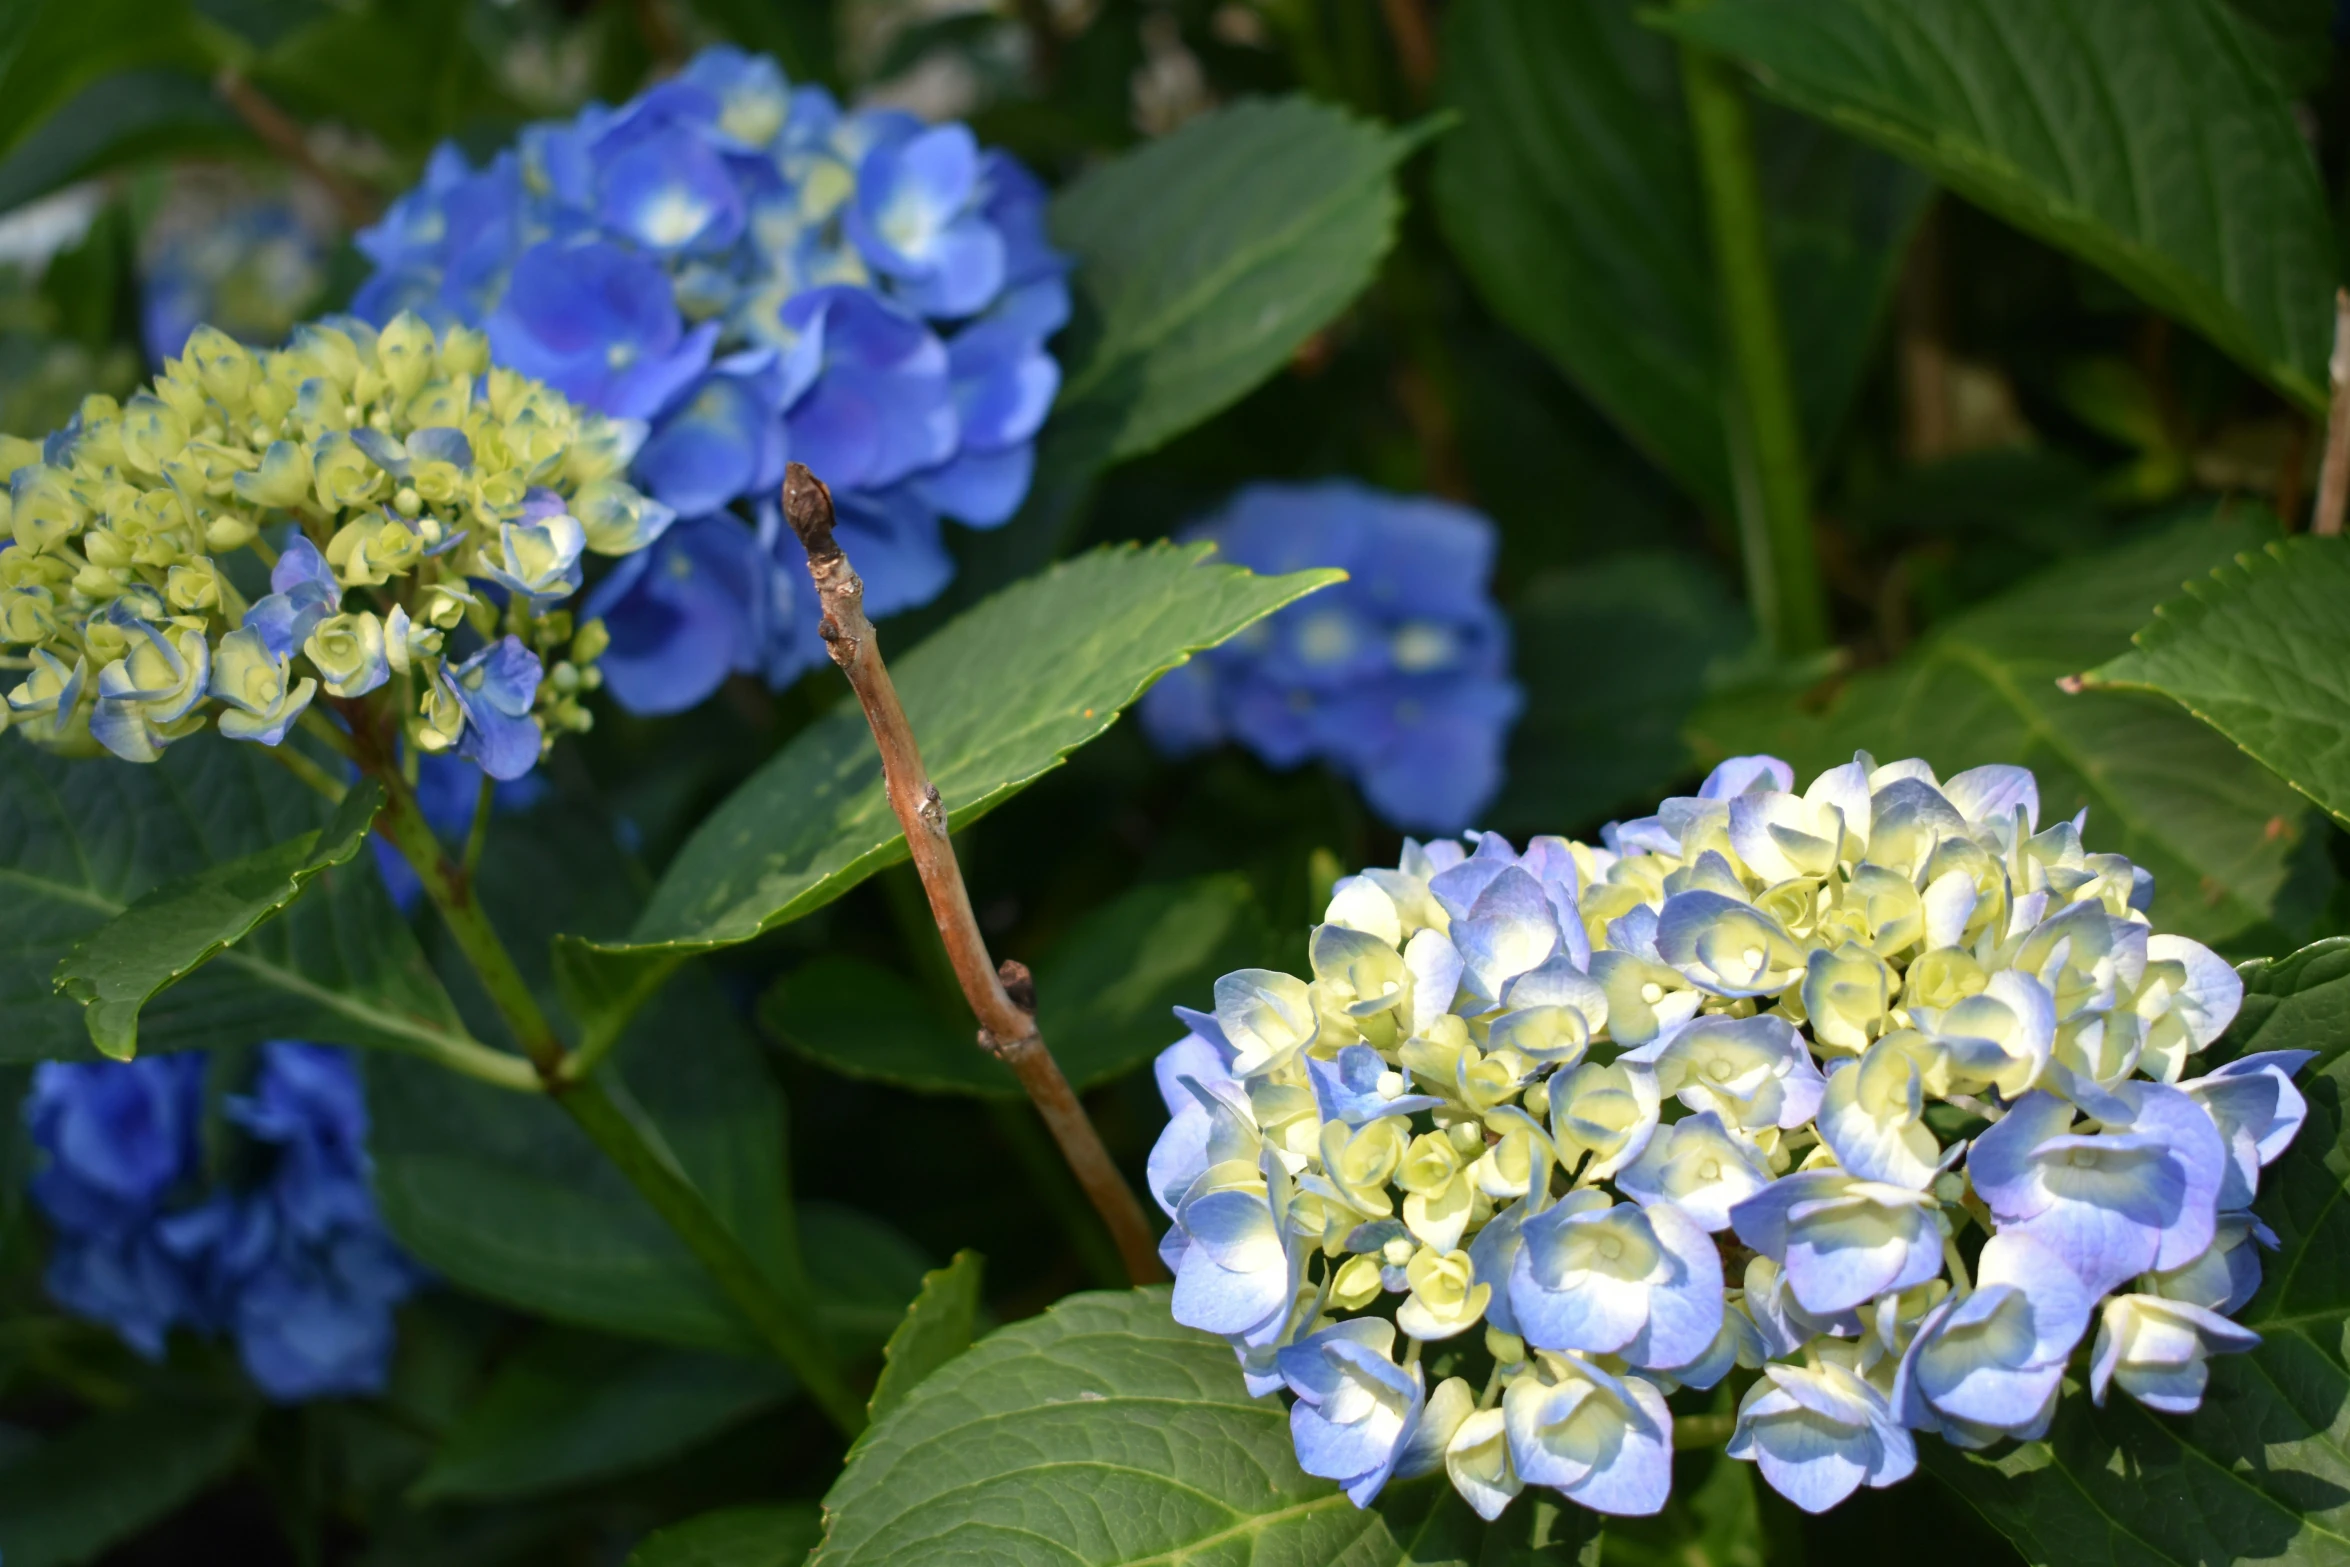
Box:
left=352, top=45, right=1069, bottom=715
left=447, top=635, right=546, bottom=781
left=1138, top=481, right=1522, bottom=834
left=25, top=1044, right=421, bottom=1400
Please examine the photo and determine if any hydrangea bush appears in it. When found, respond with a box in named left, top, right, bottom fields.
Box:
left=3, top=5, right=2347, bottom=1563
left=0, top=315, right=666, bottom=778
left=1152, top=753, right=2305, bottom=1516
left=351, top=46, right=1066, bottom=711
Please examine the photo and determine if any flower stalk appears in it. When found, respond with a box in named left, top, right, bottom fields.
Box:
left=783, top=461, right=1168, bottom=1286
left=1678, top=32, right=1831, bottom=655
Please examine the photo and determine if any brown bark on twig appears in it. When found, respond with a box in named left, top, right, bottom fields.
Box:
left=783, top=464, right=1168, bottom=1286
left=2313, top=289, right=2350, bottom=537
left=1380, top=0, right=1440, bottom=98
left=215, top=70, right=380, bottom=229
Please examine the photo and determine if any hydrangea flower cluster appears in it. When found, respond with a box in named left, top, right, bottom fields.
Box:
left=1139, top=481, right=1521, bottom=834
left=0, top=314, right=668, bottom=779
left=352, top=46, right=1067, bottom=713
left=1150, top=753, right=2305, bottom=1518
left=26, top=1043, right=421, bottom=1401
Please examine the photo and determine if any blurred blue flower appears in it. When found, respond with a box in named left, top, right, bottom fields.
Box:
left=140, top=196, right=328, bottom=366
left=352, top=45, right=1069, bottom=716
left=1139, top=481, right=1523, bottom=834
left=25, top=1044, right=421, bottom=1400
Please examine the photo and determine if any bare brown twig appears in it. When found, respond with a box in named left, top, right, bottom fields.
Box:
left=2314, top=289, right=2350, bottom=537
left=214, top=70, right=381, bottom=229
left=782, top=463, right=1168, bottom=1286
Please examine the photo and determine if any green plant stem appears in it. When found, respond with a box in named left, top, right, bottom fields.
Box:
left=367, top=764, right=568, bottom=1082
left=352, top=720, right=865, bottom=1435
left=461, top=771, right=494, bottom=878
left=1678, top=34, right=1830, bottom=656
left=257, top=741, right=347, bottom=805
left=1673, top=1412, right=1736, bottom=1449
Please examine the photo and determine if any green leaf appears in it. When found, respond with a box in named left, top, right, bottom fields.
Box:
left=560, top=544, right=1337, bottom=1038
left=370, top=978, right=919, bottom=1356
left=246, top=0, right=512, bottom=156
left=414, top=1328, right=798, bottom=1503
left=0, top=0, right=211, bottom=162
left=2213, top=936, right=2350, bottom=1069
left=0, top=1396, right=253, bottom=1567
left=813, top=1286, right=1602, bottom=1566
left=762, top=874, right=1275, bottom=1100
left=1692, top=508, right=2329, bottom=947
left=1929, top=936, right=2350, bottom=1564
left=0, top=68, right=245, bottom=215
left=1433, top=0, right=1931, bottom=511
left=1495, top=552, right=1753, bottom=834
left=0, top=737, right=476, bottom=1066
left=867, top=1250, right=982, bottom=1426
left=53, top=778, right=379, bottom=1060
left=1653, top=0, right=2337, bottom=412
left=375, top=793, right=921, bottom=1360
left=2082, top=536, right=2350, bottom=831
left=1050, top=95, right=1417, bottom=466
left=628, top=1505, right=825, bottom=1567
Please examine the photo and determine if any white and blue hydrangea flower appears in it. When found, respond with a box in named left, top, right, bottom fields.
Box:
left=2179, top=1050, right=2312, bottom=1210
left=1546, top=1056, right=1662, bottom=1181
left=1730, top=1171, right=1945, bottom=1317
left=1170, top=1152, right=1302, bottom=1334
left=1728, top=1350, right=1915, bottom=1514
left=1213, top=968, right=1320, bottom=1080
left=1623, top=1012, right=1825, bottom=1136
left=209, top=626, right=316, bottom=747
left=1509, top=1189, right=1723, bottom=1370
left=1615, top=1110, right=1773, bottom=1232
left=2089, top=1293, right=2261, bottom=1414
left=2146, top=1211, right=2275, bottom=1316
left=479, top=491, right=587, bottom=607
left=90, top=615, right=209, bottom=763
left=1277, top=1317, right=1427, bottom=1508
left=1967, top=1082, right=2226, bottom=1296
left=1892, top=1231, right=2092, bottom=1447
left=1503, top=1351, right=1675, bottom=1517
